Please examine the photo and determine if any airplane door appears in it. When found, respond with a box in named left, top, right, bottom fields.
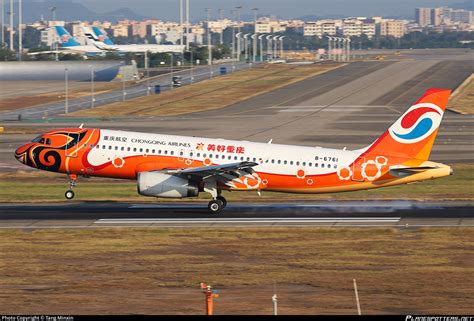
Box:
left=65, top=133, right=79, bottom=158
left=352, top=157, right=365, bottom=182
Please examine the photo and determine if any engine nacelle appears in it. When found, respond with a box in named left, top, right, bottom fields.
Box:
left=137, top=172, right=199, bottom=198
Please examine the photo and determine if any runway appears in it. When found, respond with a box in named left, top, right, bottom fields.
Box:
left=0, top=201, right=472, bottom=228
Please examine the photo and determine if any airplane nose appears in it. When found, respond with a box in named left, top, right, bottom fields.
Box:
left=15, top=145, right=28, bottom=164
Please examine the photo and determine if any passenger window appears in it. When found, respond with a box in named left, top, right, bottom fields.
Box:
left=315, top=163, right=319, bottom=167
left=152, top=149, right=155, bottom=154
left=284, top=160, right=287, bottom=165
left=140, top=148, right=143, bottom=153
left=290, top=161, right=294, bottom=165
left=322, top=164, right=325, bottom=168
left=303, top=162, right=306, bottom=166
left=96, top=145, right=100, bottom=149
left=102, top=145, right=106, bottom=149
left=222, top=155, right=225, bottom=159
left=121, top=147, right=124, bottom=151
left=271, top=159, right=275, bottom=164
left=309, top=162, right=312, bottom=167
left=90, top=144, right=94, bottom=148
left=234, top=156, right=238, bottom=160
left=296, top=161, right=300, bottom=166
left=133, top=148, right=137, bottom=152
left=197, top=153, right=201, bottom=157
left=164, top=150, right=168, bottom=155
left=277, top=160, right=281, bottom=164
left=127, top=147, right=131, bottom=152
left=171, top=151, right=174, bottom=155
left=108, top=146, right=112, bottom=150
left=115, top=146, right=118, bottom=150
left=180, top=151, right=183, bottom=156
left=228, top=156, right=231, bottom=160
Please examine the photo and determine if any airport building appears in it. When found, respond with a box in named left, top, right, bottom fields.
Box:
left=380, top=19, right=407, bottom=38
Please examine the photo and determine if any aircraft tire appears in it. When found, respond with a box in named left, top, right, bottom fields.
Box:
left=208, top=199, right=224, bottom=214
left=65, top=190, right=75, bottom=200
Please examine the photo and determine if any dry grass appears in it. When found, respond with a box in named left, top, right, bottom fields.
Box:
left=0, top=82, right=127, bottom=113
left=448, top=74, right=474, bottom=114
left=69, top=63, right=343, bottom=117
left=0, top=164, right=472, bottom=203
left=0, top=228, right=472, bottom=314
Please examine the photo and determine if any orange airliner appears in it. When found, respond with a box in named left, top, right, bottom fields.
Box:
left=15, top=89, right=453, bottom=214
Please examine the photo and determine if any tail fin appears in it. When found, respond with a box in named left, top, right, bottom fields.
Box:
left=92, top=26, right=114, bottom=45
left=365, top=88, right=451, bottom=165
left=54, top=26, right=80, bottom=47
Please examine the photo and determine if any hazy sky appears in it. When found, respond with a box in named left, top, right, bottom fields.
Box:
left=79, top=0, right=458, bottom=20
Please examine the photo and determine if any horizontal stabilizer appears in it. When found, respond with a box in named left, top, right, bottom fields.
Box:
left=389, top=166, right=438, bottom=178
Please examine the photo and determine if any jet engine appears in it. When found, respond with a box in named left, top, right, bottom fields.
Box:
left=137, top=172, right=199, bottom=198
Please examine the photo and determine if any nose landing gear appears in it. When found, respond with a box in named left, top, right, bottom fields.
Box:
left=65, top=174, right=77, bottom=200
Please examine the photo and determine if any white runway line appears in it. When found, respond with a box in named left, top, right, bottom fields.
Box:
left=95, top=217, right=401, bottom=224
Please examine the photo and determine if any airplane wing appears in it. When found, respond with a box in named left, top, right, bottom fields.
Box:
left=156, top=161, right=259, bottom=186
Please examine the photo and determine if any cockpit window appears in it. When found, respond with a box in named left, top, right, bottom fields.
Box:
left=32, top=136, right=51, bottom=145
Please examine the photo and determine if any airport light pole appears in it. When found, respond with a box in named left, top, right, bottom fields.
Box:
left=346, top=38, right=351, bottom=62
left=90, top=65, right=95, bottom=108
left=231, top=9, right=236, bottom=59
left=273, top=35, right=279, bottom=59
left=338, top=37, right=343, bottom=61
left=1, top=0, right=4, bottom=47
left=243, top=33, right=249, bottom=61
left=326, top=36, right=332, bottom=61
left=121, top=62, right=126, bottom=101
left=235, top=32, right=242, bottom=61
left=279, top=35, right=285, bottom=59
left=8, top=0, right=13, bottom=51
left=251, top=34, right=257, bottom=63
left=18, top=0, right=21, bottom=60
left=64, top=67, right=69, bottom=114
left=170, top=53, right=174, bottom=88
left=258, top=34, right=265, bottom=62
left=205, top=8, right=212, bottom=66
left=185, top=0, right=189, bottom=51
left=218, top=8, right=223, bottom=45
left=234, top=6, right=242, bottom=59
left=251, top=8, right=258, bottom=63
left=266, top=35, right=272, bottom=60
left=179, top=0, right=183, bottom=48
left=186, top=50, right=194, bottom=83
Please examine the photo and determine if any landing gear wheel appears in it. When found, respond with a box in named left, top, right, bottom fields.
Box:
left=65, top=190, right=75, bottom=200
left=216, top=196, right=227, bottom=208
left=208, top=199, right=224, bottom=214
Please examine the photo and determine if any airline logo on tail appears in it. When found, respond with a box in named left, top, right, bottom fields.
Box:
left=389, top=103, right=444, bottom=144
left=92, top=26, right=114, bottom=45
left=54, top=26, right=80, bottom=47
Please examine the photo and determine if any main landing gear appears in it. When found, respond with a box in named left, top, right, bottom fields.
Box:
left=204, top=181, right=227, bottom=214
left=208, top=196, right=227, bottom=215
left=65, top=174, right=77, bottom=200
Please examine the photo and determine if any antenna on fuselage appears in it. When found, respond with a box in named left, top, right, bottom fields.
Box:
left=267, top=139, right=273, bottom=144
left=79, top=123, right=84, bottom=129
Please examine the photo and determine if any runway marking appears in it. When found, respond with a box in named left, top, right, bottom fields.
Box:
left=95, top=217, right=401, bottom=224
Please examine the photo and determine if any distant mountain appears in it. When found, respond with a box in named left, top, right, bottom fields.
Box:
left=5, top=0, right=147, bottom=23
left=450, top=0, right=474, bottom=10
